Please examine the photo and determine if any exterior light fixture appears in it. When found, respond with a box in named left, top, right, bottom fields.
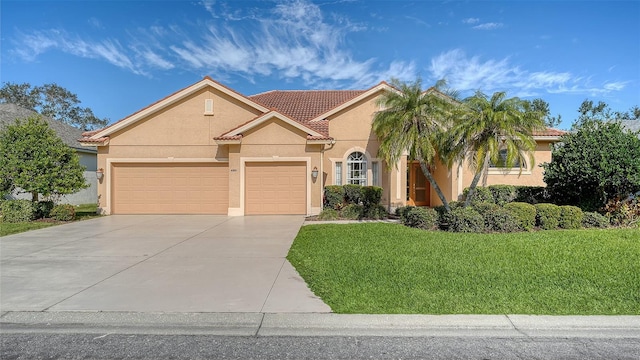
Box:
left=96, top=168, right=104, bottom=180
left=311, top=166, right=319, bottom=179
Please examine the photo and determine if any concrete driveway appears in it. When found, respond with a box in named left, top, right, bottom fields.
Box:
left=0, top=215, right=330, bottom=313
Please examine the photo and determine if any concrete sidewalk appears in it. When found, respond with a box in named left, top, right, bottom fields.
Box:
left=1, top=311, right=639, bottom=338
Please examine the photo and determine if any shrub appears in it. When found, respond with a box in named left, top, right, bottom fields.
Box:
left=435, top=201, right=462, bottom=230
left=361, top=186, right=383, bottom=218
left=514, top=186, right=548, bottom=204
left=559, top=205, right=584, bottom=229
left=395, top=206, right=415, bottom=220
left=448, top=207, right=485, bottom=233
left=535, top=203, right=561, bottom=230
left=324, top=186, right=344, bottom=210
left=582, top=211, right=609, bottom=228
left=50, top=204, right=76, bottom=221
left=34, top=200, right=55, bottom=219
left=462, top=186, right=494, bottom=205
left=318, top=208, right=339, bottom=221
left=343, top=184, right=363, bottom=205
left=504, top=202, right=537, bottom=231
left=1, top=199, right=35, bottom=223
left=604, top=195, right=640, bottom=228
left=364, top=204, right=387, bottom=220
left=339, top=204, right=363, bottom=220
left=402, top=207, right=438, bottom=230
left=488, top=185, right=517, bottom=206
left=476, top=204, right=520, bottom=233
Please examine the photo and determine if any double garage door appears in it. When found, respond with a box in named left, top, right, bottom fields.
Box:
left=111, top=162, right=306, bottom=215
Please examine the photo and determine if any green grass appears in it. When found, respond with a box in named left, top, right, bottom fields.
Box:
left=288, top=223, right=640, bottom=315
left=0, top=203, right=100, bottom=237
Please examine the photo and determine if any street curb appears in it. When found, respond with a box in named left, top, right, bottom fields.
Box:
left=2, top=311, right=639, bottom=338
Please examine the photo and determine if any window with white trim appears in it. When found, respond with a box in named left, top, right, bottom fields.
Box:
left=347, top=152, right=367, bottom=185
left=372, top=161, right=380, bottom=186
left=489, top=149, right=525, bottom=168
left=335, top=162, right=342, bottom=185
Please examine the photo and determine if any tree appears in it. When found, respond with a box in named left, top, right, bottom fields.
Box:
left=0, top=82, right=108, bottom=130
left=527, top=98, right=561, bottom=128
left=543, top=119, right=640, bottom=211
left=372, top=78, right=456, bottom=211
left=0, top=116, right=88, bottom=202
left=452, top=91, right=546, bottom=207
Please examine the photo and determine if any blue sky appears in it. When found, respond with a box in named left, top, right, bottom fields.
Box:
left=1, top=0, right=638, bottom=129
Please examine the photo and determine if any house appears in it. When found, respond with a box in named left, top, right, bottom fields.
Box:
left=0, top=103, right=98, bottom=204
left=79, top=77, right=563, bottom=215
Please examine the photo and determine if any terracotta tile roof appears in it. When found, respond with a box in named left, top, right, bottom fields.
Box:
left=78, top=136, right=109, bottom=143
left=307, top=135, right=334, bottom=141
left=213, top=135, right=242, bottom=140
left=534, top=128, right=567, bottom=137
left=249, top=90, right=367, bottom=123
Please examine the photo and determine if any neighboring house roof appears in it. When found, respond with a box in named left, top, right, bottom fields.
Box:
left=0, top=103, right=96, bottom=154
left=620, top=120, right=640, bottom=137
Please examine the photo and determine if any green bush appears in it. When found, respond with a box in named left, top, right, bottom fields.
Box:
left=318, top=208, right=339, bottom=220
left=535, top=203, right=561, bottom=230
left=361, top=186, right=383, bottom=218
left=364, top=204, right=387, bottom=220
left=435, top=201, right=462, bottom=230
left=395, top=206, right=415, bottom=220
left=448, top=207, right=485, bottom=233
left=462, top=186, right=494, bottom=205
left=34, top=200, right=55, bottom=219
left=474, top=203, right=520, bottom=232
left=504, top=202, right=537, bottom=231
left=582, top=211, right=609, bottom=228
left=1, top=199, right=35, bottom=223
left=50, top=204, right=76, bottom=221
left=559, top=205, right=584, bottom=229
left=324, top=186, right=344, bottom=210
left=402, top=207, right=438, bottom=230
left=339, top=204, right=363, bottom=220
left=343, top=184, right=363, bottom=205
left=514, top=186, right=548, bottom=204
left=488, top=185, right=517, bottom=206
left=604, top=195, right=640, bottom=228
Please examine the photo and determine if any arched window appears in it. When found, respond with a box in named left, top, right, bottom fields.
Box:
left=347, top=152, right=367, bottom=185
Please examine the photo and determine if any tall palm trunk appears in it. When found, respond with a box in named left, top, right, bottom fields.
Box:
left=464, top=153, right=490, bottom=207
left=418, top=160, right=450, bottom=212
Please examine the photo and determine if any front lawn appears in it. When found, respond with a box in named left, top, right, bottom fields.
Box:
left=0, top=203, right=100, bottom=237
left=288, top=223, right=640, bottom=314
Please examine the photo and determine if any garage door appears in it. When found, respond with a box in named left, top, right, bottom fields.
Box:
left=112, top=163, right=228, bottom=214
left=245, top=162, right=306, bottom=215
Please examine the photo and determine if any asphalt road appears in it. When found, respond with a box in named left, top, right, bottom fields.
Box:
left=3, top=333, right=640, bottom=359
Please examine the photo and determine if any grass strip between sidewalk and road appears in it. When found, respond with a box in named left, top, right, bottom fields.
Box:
left=287, top=223, right=640, bottom=315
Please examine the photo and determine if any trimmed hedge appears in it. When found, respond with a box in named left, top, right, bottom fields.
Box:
left=323, top=185, right=344, bottom=210
left=435, top=201, right=462, bottom=230
left=50, top=204, right=76, bottom=221
left=514, top=186, right=549, bottom=204
left=474, top=203, right=520, bottom=233
left=395, top=206, right=415, bottom=221
left=34, top=200, right=55, bottom=219
left=1, top=199, right=35, bottom=223
left=448, top=207, right=485, bottom=233
left=343, top=184, right=363, bottom=205
left=323, top=185, right=385, bottom=220
left=339, top=204, right=363, bottom=220
left=402, top=207, right=438, bottom=230
left=488, top=185, right=517, bottom=206
left=505, top=202, right=537, bottom=231
left=582, top=211, right=609, bottom=228
left=364, top=204, right=387, bottom=220
left=462, top=186, right=494, bottom=205
left=535, top=203, right=561, bottom=230
left=559, top=205, right=584, bottom=229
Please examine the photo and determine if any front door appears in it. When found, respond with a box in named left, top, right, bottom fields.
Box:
left=408, top=162, right=430, bottom=206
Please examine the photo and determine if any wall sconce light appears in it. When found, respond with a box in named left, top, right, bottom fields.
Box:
left=311, top=166, right=319, bottom=179
left=96, top=168, right=104, bottom=180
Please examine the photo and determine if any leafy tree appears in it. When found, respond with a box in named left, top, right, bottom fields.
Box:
left=0, top=116, right=88, bottom=202
left=526, top=98, right=561, bottom=128
left=452, top=91, right=546, bottom=207
left=543, top=119, right=640, bottom=211
left=0, top=82, right=108, bottom=130
left=373, top=78, right=456, bottom=211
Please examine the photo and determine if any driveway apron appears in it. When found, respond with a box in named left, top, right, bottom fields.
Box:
left=0, top=215, right=330, bottom=313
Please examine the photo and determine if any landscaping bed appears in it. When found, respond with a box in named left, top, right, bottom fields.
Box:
left=288, top=223, right=640, bottom=314
left=0, top=203, right=100, bottom=236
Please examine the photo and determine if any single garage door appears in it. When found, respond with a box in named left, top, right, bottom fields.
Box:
left=112, top=163, right=228, bottom=214
left=245, top=162, right=306, bottom=215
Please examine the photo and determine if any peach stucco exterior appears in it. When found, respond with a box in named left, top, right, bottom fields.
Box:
left=82, top=77, right=560, bottom=215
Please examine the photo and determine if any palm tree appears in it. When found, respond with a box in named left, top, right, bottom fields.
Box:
left=372, top=78, right=456, bottom=211
left=452, top=91, right=546, bottom=207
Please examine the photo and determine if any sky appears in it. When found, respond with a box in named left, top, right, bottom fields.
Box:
left=1, top=0, right=639, bottom=130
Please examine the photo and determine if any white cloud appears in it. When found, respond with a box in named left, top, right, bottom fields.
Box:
left=11, top=0, right=414, bottom=87
left=472, top=22, right=503, bottom=30
left=428, top=49, right=625, bottom=97
left=462, top=18, right=480, bottom=24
